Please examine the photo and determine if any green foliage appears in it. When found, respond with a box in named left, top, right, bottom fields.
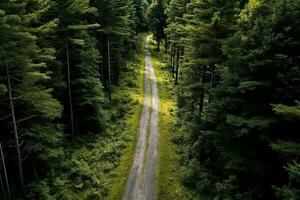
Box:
left=0, top=0, right=150, bottom=199
left=273, top=102, right=300, bottom=119
left=134, top=0, right=149, bottom=32
left=147, top=0, right=167, bottom=50
left=27, top=43, right=143, bottom=199
left=0, top=84, right=7, bottom=95
left=167, top=0, right=300, bottom=199
left=91, top=0, right=138, bottom=89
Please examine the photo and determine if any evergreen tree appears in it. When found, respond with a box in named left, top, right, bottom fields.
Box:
left=165, top=0, right=189, bottom=81
left=180, top=0, right=300, bottom=198
left=148, top=0, right=167, bottom=51
left=41, top=0, right=106, bottom=137
left=92, top=0, right=136, bottom=100
left=0, top=0, right=63, bottom=196
left=134, top=0, right=149, bottom=32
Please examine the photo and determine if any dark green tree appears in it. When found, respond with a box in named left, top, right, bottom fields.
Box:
left=92, top=0, right=136, bottom=101
left=0, top=0, right=63, bottom=197
left=182, top=0, right=300, bottom=199
left=148, top=0, right=167, bottom=51
left=134, top=0, right=149, bottom=32
left=165, top=0, right=189, bottom=82
left=38, top=0, right=106, bottom=138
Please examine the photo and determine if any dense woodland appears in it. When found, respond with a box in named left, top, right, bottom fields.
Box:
left=0, top=0, right=300, bottom=199
left=0, top=0, right=150, bottom=198
left=165, top=0, right=300, bottom=199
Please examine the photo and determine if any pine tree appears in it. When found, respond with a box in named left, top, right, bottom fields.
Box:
left=165, top=0, right=189, bottom=81
left=182, top=0, right=238, bottom=114
left=183, top=0, right=300, bottom=198
left=92, top=0, right=136, bottom=101
left=0, top=0, right=63, bottom=196
left=134, top=0, right=149, bottom=32
left=148, top=0, right=167, bottom=51
left=42, top=0, right=106, bottom=137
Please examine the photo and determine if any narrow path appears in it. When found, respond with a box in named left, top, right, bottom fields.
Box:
left=122, top=35, right=160, bottom=200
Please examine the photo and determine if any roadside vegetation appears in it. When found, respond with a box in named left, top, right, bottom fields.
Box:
left=28, top=34, right=146, bottom=199
left=107, top=34, right=146, bottom=200
left=149, top=38, right=187, bottom=200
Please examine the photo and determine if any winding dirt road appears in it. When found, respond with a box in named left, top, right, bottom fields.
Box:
left=122, top=35, right=160, bottom=200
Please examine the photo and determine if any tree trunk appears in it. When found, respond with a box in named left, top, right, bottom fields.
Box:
left=107, top=35, right=112, bottom=102
left=175, top=47, right=180, bottom=84
left=6, top=67, right=24, bottom=194
left=66, top=39, right=75, bottom=142
left=157, top=39, right=160, bottom=51
left=0, top=143, right=10, bottom=200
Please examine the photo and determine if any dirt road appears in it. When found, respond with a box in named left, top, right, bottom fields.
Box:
left=122, top=35, right=160, bottom=200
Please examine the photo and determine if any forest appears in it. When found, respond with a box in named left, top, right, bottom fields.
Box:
left=0, top=0, right=299, bottom=199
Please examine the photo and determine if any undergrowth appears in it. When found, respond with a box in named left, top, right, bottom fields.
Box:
left=27, top=34, right=145, bottom=200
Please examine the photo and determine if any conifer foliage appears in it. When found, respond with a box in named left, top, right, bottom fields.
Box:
left=148, top=0, right=167, bottom=51
left=164, top=0, right=300, bottom=199
left=0, top=0, right=146, bottom=198
left=1, top=0, right=300, bottom=198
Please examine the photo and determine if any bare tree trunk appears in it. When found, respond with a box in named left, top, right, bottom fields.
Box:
left=107, top=35, right=112, bottom=102
left=66, top=39, right=75, bottom=143
left=0, top=143, right=10, bottom=200
left=157, top=39, right=160, bottom=51
left=175, top=47, right=180, bottom=84
left=6, top=67, right=24, bottom=194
